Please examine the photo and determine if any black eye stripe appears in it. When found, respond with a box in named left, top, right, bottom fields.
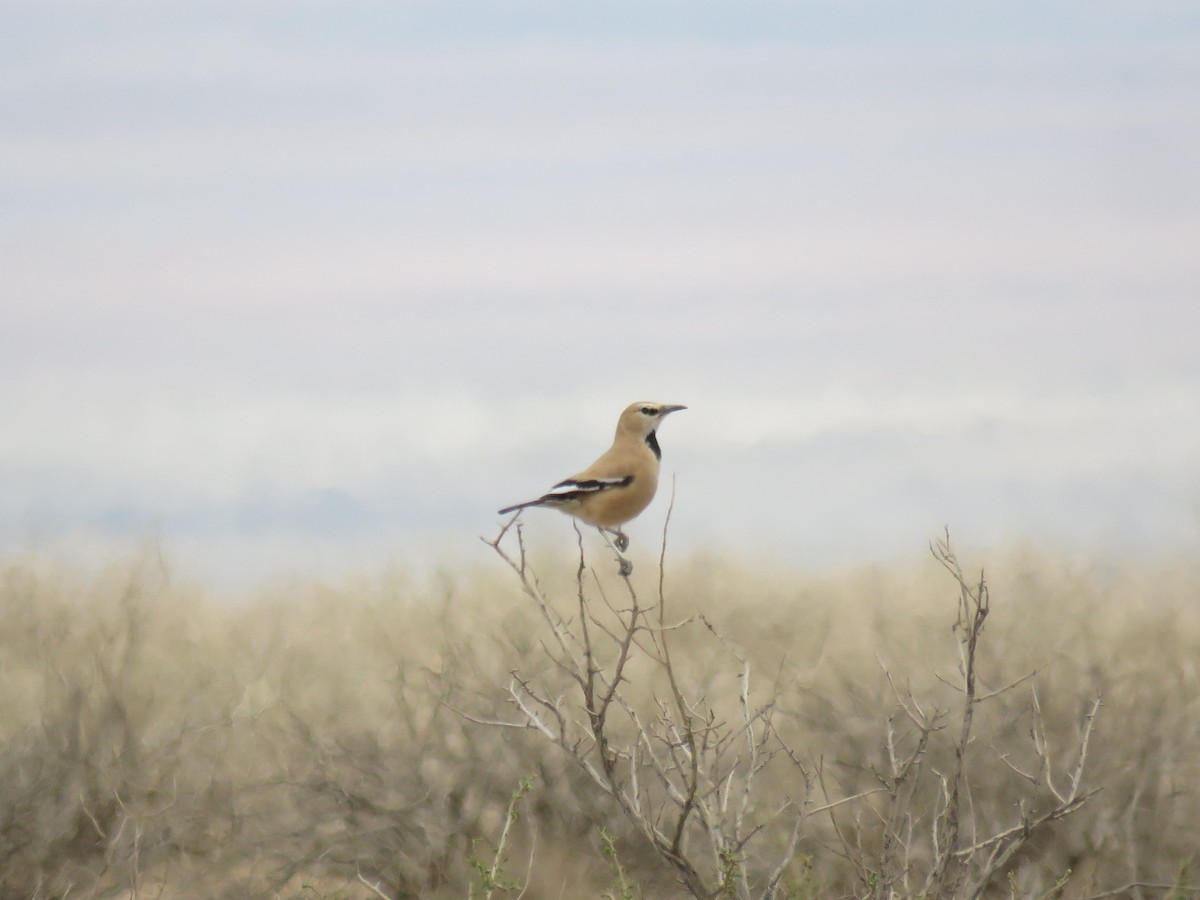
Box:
left=640, top=406, right=658, bottom=415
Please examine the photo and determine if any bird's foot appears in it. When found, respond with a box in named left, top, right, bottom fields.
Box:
left=596, top=527, right=632, bottom=574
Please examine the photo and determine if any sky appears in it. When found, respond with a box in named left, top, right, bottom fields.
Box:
left=3, top=2, right=1199, bottom=588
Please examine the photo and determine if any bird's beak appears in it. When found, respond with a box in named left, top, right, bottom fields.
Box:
left=661, top=404, right=687, bottom=415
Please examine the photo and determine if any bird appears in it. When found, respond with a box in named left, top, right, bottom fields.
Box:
left=498, top=401, right=687, bottom=575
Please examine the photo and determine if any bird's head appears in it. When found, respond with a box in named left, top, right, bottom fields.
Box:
left=617, top=401, right=687, bottom=441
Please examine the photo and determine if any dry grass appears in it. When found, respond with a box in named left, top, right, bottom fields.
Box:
left=0, top=534, right=1197, bottom=898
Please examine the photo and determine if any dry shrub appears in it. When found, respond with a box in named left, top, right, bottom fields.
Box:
left=0, top=534, right=1196, bottom=898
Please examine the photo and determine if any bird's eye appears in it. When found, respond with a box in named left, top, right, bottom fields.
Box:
left=640, top=406, right=657, bottom=416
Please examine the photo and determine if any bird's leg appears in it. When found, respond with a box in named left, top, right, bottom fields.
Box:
left=596, top=527, right=634, bottom=577
left=603, top=527, right=630, bottom=553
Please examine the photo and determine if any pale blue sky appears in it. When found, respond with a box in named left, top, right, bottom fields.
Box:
left=3, top=2, right=1198, bottom=585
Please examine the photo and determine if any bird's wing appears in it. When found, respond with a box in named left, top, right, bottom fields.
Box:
left=542, top=474, right=633, bottom=501
left=499, top=440, right=648, bottom=515
left=498, top=474, right=633, bottom=515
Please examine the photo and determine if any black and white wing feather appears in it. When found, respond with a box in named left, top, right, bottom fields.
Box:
left=498, top=475, right=634, bottom=515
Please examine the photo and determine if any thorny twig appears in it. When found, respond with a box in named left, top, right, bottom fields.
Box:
left=482, top=488, right=817, bottom=898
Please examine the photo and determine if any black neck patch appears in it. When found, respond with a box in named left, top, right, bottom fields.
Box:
left=645, top=430, right=662, bottom=460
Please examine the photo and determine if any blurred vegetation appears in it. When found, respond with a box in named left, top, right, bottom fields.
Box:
left=0, top=537, right=1197, bottom=898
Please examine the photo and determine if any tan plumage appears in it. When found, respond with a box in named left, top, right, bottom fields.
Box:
left=498, top=401, right=686, bottom=571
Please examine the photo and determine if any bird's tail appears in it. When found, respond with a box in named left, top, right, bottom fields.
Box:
left=497, top=499, right=544, bottom=516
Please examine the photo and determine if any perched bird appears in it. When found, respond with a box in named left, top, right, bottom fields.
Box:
left=498, top=401, right=687, bottom=574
